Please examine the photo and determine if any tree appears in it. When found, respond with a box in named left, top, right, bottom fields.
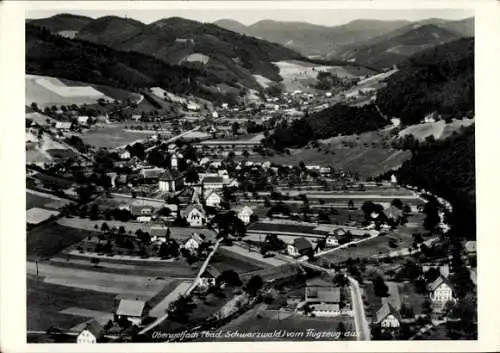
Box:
left=90, top=257, right=100, bottom=267
left=245, top=275, right=263, bottom=297
left=216, top=270, right=242, bottom=287
left=185, top=169, right=199, bottom=184
left=373, top=276, right=389, bottom=297
left=232, top=121, right=240, bottom=135
left=348, top=200, right=355, bottom=210
left=391, top=198, right=404, bottom=210
left=333, top=274, right=349, bottom=287
left=303, top=302, right=314, bottom=316
left=100, top=222, right=110, bottom=233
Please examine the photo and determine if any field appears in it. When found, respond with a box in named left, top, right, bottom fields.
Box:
left=212, top=248, right=269, bottom=274
left=26, top=74, right=111, bottom=108
left=244, top=147, right=411, bottom=178
left=27, top=224, right=99, bottom=261
left=398, top=118, right=475, bottom=141
left=27, top=279, right=118, bottom=331
left=26, top=191, right=72, bottom=210
left=321, top=217, right=423, bottom=263
left=57, top=217, right=217, bottom=242
left=80, top=124, right=156, bottom=149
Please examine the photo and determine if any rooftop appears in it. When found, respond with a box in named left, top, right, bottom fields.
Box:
left=115, top=299, right=147, bottom=318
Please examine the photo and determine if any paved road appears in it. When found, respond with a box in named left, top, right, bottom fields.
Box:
left=348, top=276, right=370, bottom=341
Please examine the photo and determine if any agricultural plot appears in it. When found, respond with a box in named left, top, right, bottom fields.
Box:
left=26, top=191, right=71, bottom=210
left=80, top=125, right=156, bottom=149
left=27, top=279, right=117, bottom=331
left=246, top=147, right=411, bottom=178
left=27, top=224, right=99, bottom=261
left=26, top=74, right=111, bottom=108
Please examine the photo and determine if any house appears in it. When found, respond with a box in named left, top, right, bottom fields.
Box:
left=114, top=299, right=150, bottom=326
left=140, top=167, right=165, bottom=180
left=158, top=169, right=184, bottom=192
left=202, top=175, right=224, bottom=190
left=183, top=233, right=205, bottom=252
left=205, top=190, right=223, bottom=208
left=199, top=265, right=221, bottom=288
left=384, top=205, right=403, bottom=220
left=182, top=205, right=207, bottom=227
left=375, top=303, right=401, bottom=328
left=130, top=205, right=155, bottom=218
left=76, top=320, right=104, bottom=344
left=55, top=121, right=72, bottom=130
left=187, top=102, right=201, bottom=111
left=119, top=150, right=131, bottom=160
left=325, top=234, right=339, bottom=247
left=287, top=237, right=313, bottom=257
left=310, top=303, right=340, bottom=317
left=237, top=206, right=254, bottom=224
left=77, top=116, right=89, bottom=125
left=427, top=275, right=455, bottom=304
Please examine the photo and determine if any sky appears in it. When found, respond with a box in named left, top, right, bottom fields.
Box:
left=26, top=8, right=474, bottom=27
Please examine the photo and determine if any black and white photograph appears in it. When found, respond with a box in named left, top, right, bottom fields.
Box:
left=2, top=0, right=492, bottom=349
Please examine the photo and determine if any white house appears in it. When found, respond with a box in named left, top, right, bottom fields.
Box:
left=76, top=320, right=104, bottom=344
left=237, top=206, right=254, bottom=224
left=182, top=205, right=207, bottom=227
left=183, top=233, right=205, bottom=252
left=202, top=175, right=224, bottom=190
left=114, top=299, right=149, bottom=326
left=287, top=237, right=313, bottom=257
left=375, top=303, right=401, bottom=328
left=325, top=234, right=339, bottom=247
left=119, top=150, right=131, bottom=160
left=427, top=275, right=455, bottom=304
left=77, top=116, right=89, bottom=125
left=311, top=303, right=340, bottom=317
left=55, top=121, right=72, bottom=130
left=205, top=191, right=223, bottom=208
left=158, top=169, right=184, bottom=192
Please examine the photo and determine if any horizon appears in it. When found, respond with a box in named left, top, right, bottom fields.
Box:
left=25, top=9, right=474, bottom=27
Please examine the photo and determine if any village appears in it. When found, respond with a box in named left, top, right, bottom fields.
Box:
left=22, top=34, right=478, bottom=343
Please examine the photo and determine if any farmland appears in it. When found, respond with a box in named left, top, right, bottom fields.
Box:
left=243, top=147, right=411, bottom=178
left=80, top=124, right=157, bottom=149
left=27, top=224, right=98, bottom=261
left=26, top=190, right=72, bottom=210
left=27, top=279, right=117, bottom=331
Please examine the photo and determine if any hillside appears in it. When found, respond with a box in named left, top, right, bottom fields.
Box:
left=26, top=24, right=236, bottom=103
left=215, top=18, right=410, bottom=58
left=376, top=37, right=474, bottom=125
left=437, top=17, right=474, bottom=37
left=333, top=24, right=460, bottom=70
left=391, top=125, right=475, bottom=239
left=77, top=16, right=146, bottom=47
left=28, top=13, right=93, bottom=32
left=264, top=103, right=388, bottom=150
left=71, top=16, right=305, bottom=90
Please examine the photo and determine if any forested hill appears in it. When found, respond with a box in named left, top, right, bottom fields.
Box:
left=376, top=38, right=474, bottom=126
left=264, top=104, right=387, bottom=150
left=391, top=125, right=475, bottom=238
left=25, top=24, right=233, bottom=102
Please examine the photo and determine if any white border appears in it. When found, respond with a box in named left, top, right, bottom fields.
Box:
left=1, top=1, right=500, bottom=352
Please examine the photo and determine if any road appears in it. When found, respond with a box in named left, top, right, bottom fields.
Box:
left=275, top=245, right=371, bottom=341
left=138, top=239, right=221, bottom=336
left=348, top=276, right=370, bottom=341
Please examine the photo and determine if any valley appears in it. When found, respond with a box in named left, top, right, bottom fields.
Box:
left=24, top=10, right=476, bottom=345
